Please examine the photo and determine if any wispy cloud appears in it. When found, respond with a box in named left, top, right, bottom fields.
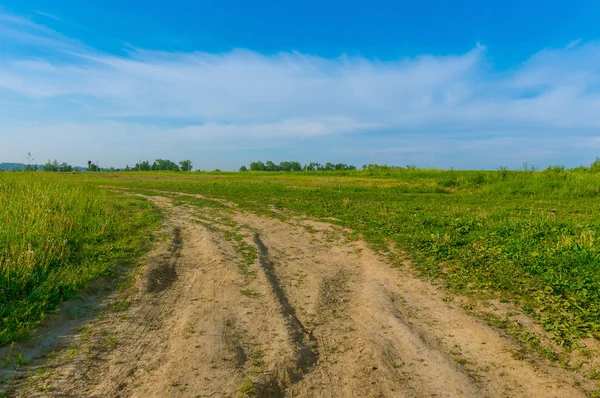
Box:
left=0, top=11, right=599, bottom=168
left=33, top=10, right=62, bottom=21
left=0, top=10, right=83, bottom=52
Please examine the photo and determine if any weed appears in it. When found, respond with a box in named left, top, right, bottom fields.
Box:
left=240, top=289, right=260, bottom=298
left=103, top=331, right=118, bottom=348
left=237, top=379, right=255, bottom=396
left=248, top=349, right=265, bottom=372
left=79, top=325, right=91, bottom=342
left=14, top=352, right=28, bottom=367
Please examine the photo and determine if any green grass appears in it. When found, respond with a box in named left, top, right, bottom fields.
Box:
left=240, top=289, right=260, bottom=298
left=4, top=167, right=600, bottom=351
left=0, top=173, right=161, bottom=345
left=73, top=168, right=600, bottom=348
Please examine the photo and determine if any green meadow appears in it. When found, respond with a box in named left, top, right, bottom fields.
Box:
left=3, top=166, right=600, bottom=350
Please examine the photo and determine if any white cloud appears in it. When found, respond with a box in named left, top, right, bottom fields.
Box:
left=33, top=10, right=62, bottom=21
left=1, top=11, right=600, bottom=168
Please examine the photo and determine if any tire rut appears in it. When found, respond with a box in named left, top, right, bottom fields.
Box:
left=253, top=233, right=319, bottom=385
left=144, top=227, right=181, bottom=293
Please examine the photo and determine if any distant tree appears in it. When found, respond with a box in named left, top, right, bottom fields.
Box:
left=248, top=160, right=355, bottom=172
left=288, top=161, right=302, bottom=171
left=42, top=160, right=72, bottom=172
left=152, top=159, right=178, bottom=171
left=250, top=161, right=266, bottom=171
left=279, top=161, right=291, bottom=171
left=239, top=165, right=249, bottom=172
left=133, top=161, right=152, bottom=171
left=265, top=161, right=278, bottom=172
left=179, top=159, right=193, bottom=172
left=44, top=160, right=58, bottom=172
left=59, top=162, right=73, bottom=172
left=25, top=152, right=34, bottom=171
left=87, top=162, right=100, bottom=172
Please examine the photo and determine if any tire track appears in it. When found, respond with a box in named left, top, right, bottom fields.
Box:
left=253, top=233, right=319, bottom=385
left=93, top=224, right=187, bottom=397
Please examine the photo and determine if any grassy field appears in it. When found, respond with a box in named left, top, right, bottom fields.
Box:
left=0, top=173, right=160, bottom=345
left=3, top=167, right=600, bottom=353
left=80, top=168, right=600, bottom=349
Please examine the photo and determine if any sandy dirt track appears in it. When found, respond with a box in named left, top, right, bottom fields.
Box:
left=5, top=193, right=589, bottom=397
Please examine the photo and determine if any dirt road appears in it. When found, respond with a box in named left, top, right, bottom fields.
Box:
left=6, top=194, right=589, bottom=397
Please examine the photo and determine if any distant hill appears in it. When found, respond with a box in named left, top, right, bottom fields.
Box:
left=0, top=163, right=88, bottom=171
left=0, top=163, right=40, bottom=171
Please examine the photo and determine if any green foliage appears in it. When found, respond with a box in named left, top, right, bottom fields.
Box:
left=125, top=159, right=191, bottom=172
left=237, top=379, right=255, bottom=395
left=133, top=160, right=152, bottom=171
left=248, top=160, right=355, bottom=172
left=240, top=289, right=260, bottom=298
left=43, top=160, right=73, bottom=172
left=589, top=158, right=600, bottom=173
left=0, top=174, right=160, bottom=345
left=179, top=159, right=192, bottom=172
left=152, top=159, right=179, bottom=171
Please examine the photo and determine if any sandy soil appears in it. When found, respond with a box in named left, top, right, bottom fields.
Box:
left=3, top=194, right=590, bottom=397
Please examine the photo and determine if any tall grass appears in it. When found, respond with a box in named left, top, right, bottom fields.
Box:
left=0, top=173, right=160, bottom=345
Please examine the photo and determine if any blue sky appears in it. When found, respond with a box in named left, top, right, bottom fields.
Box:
left=1, top=1, right=600, bottom=169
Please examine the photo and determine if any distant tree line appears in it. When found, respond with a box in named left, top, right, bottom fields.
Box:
left=124, top=159, right=193, bottom=172
left=361, top=164, right=418, bottom=171
left=43, top=160, right=108, bottom=172
left=241, top=161, right=357, bottom=172
left=10, top=156, right=600, bottom=174
left=43, top=160, right=74, bottom=172
left=40, top=158, right=193, bottom=172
